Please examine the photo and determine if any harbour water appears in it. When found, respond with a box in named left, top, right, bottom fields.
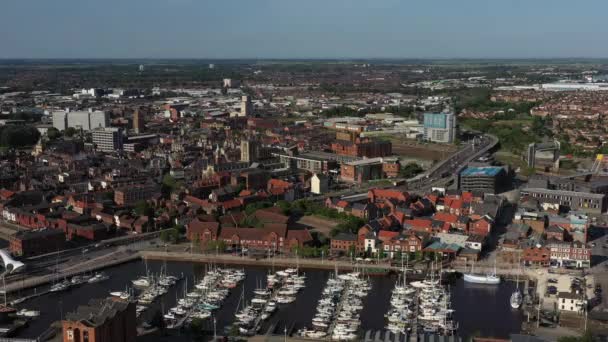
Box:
left=14, top=259, right=523, bottom=339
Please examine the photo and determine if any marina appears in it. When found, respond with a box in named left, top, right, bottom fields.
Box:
left=4, top=259, right=523, bottom=340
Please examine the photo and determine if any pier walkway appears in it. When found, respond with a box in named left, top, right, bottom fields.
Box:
left=1, top=250, right=139, bottom=294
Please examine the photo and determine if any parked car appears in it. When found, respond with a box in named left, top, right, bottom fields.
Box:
left=548, top=278, right=558, bottom=283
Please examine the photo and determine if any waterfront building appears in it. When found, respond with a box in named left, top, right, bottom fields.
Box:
left=62, top=298, right=136, bottom=342
left=557, top=292, right=586, bottom=313
left=423, top=112, right=456, bottom=143
left=330, top=233, right=359, bottom=254
left=10, top=229, right=65, bottom=257
left=547, top=240, right=591, bottom=268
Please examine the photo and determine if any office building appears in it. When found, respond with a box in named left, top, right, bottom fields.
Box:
left=273, top=152, right=338, bottom=174
left=340, top=158, right=385, bottom=183
left=423, top=112, right=456, bottom=143
left=52, top=109, right=109, bottom=132
left=240, top=96, right=253, bottom=117
left=62, top=298, right=136, bottom=342
left=459, top=166, right=508, bottom=194
left=521, top=187, right=607, bottom=214
left=92, top=127, right=123, bottom=152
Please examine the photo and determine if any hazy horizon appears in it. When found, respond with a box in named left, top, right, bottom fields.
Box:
left=2, top=0, right=607, bottom=59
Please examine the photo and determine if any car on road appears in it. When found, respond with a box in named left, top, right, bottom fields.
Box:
left=548, top=278, right=558, bottom=283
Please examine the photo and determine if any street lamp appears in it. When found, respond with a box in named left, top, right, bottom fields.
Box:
left=213, top=317, right=217, bottom=341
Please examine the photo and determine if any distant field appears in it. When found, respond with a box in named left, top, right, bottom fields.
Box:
left=390, top=137, right=457, bottom=161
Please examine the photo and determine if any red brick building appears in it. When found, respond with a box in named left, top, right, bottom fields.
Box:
left=330, top=233, right=359, bottom=254
left=331, top=138, right=392, bottom=158
left=469, top=217, right=493, bottom=236
left=218, top=225, right=312, bottom=252
left=10, top=229, right=65, bottom=257
left=383, top=233, right=424, bottom=257
left=187, top=218, right=220, bottom=243
left=62, top=298, right=136, bottom=342
left=114, top=183, right=160, bottom=206
left=523, top=246, right=550, bottom=266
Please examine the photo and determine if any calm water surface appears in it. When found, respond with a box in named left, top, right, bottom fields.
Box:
left=14, top=260, right=523, bottom=339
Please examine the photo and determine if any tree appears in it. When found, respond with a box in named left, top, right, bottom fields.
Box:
left=174, top=224, right=186, bottom=234
left=160, top=228, right=180, bottom=244
left=0, top=125, right=41, bottom=148
left=348, top=244, right=357, bottom=258
left=134, top=200, right=152, bottom=216
left=64, top=127, right=77, bottom=137
left=47, top=127, right=61, bottom=140
left=399, top=162, right=424, bottom=179
left=244, top=201, right=273, bottom=216
left=161, top=174, right=181, bottom=197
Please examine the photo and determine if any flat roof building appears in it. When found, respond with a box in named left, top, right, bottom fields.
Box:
left=459, top=166, right=508, bottom=194
left=92, top=127, right=123, bottom=152
left=521, top=187, right=607, bottom=214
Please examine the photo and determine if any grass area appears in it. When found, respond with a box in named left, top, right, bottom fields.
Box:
left=495, top=152, right=528, bottom=170
left=493, top=119, right=533, bottom=126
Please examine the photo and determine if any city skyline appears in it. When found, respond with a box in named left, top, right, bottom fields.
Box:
left=2, top=0, right=608, bottom=59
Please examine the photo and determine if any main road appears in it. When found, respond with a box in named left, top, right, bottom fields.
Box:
left=310, top=133, right=499, bottom=201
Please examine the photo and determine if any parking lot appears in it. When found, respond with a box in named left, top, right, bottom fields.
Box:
left=532, top=268, right=596, bottom=310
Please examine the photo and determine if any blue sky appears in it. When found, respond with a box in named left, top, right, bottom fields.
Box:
left=1, top=0, right=606, bottom=59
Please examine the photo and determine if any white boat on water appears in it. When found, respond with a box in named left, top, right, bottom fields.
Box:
left=463, top=273, right=500, bottom=285
left=463, top=260, right=500, bottom=285
left=16, top=309, right=40, bottom=317
left=510, top=255, right=523, bottom=309
left=132, top=277, right=151, bottom=287
left=510, top=291, right=523, bottom=309
left=88, top=272, right=109, bottom=284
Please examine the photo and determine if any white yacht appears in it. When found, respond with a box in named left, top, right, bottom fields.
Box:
left=463, top=260, right=500, bottom=285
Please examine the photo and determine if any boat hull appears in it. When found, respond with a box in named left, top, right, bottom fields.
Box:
left=463, top=274, right=500, bottom=285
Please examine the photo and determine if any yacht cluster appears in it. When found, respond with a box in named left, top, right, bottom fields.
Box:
left=130, top=271, right=182, bottom=318
left=386, top=271, right=458, bottom=336
left=299, top=271, right=370, bottom=341
left=164, top=267, right=245, bottom=328
left=233, top=268, right=305, bottom=336
left=49, top=272, right=109, bottom=293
